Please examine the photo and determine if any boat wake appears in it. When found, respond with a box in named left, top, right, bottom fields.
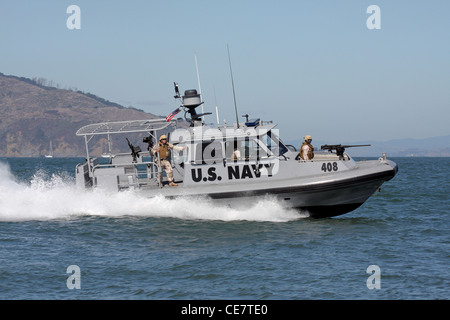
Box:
left=0, top=162, right=306, bottom=222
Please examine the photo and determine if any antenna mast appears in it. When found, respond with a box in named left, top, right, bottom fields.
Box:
left=227, top=44, right=240, bottom=128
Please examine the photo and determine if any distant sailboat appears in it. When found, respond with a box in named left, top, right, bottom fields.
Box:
left=101, top=135, right=114, bottom=158
left=45, top=141, right=54, bottom=158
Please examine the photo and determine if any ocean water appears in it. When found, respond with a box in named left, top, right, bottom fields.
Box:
left=0, top=157, right=448, bottom=301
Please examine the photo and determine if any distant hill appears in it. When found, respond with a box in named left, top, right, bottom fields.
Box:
left=286, top=135, right=450, bottom=157
left=0, top=72, right=165, bottom=157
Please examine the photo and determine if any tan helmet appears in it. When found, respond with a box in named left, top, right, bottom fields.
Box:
left=159, top=134, right=167, bottom=141
left=304, top=135, right=312, bottom=141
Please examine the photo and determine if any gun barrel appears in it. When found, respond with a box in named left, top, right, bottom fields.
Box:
left=343, top=144, right=371, bottom=148
left=321, top=144, right=371, bottom=150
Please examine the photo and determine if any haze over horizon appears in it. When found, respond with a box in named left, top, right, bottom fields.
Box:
left=1, top=0, right=449, bottom=143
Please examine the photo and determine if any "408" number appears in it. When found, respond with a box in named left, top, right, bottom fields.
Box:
left=321, top=162, right=338, bottom=172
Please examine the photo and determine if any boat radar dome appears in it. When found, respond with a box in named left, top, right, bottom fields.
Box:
left=182, top=89, right=202, bottom=108
left=182, top=89, right=211, bottom=122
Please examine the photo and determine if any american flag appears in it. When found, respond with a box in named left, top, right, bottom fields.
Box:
left=166, top=107, right=181, bottom=122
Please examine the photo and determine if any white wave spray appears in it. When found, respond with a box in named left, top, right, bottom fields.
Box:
left=0, top=162, right=306, bottom=222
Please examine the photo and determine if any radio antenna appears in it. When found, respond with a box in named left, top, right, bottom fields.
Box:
left=214, top=85, right=220, bottom=126
left=227, top=44, right=240, bottom=128
left=194, top=53, right=205, bottom=118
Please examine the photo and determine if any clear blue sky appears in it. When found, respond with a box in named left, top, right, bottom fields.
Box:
left=1, top=0, right=449, bottom=143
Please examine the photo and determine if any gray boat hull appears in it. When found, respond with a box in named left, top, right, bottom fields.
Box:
left=157, top=159, right=398, bottom=219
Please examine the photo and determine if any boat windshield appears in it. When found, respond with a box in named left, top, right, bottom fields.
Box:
left=260, top=130, right=288, bottom=156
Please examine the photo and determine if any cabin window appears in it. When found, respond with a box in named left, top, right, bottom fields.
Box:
left=225, top=138, right=266, bottom=161
left=260, top=131, right=288, bottom=156
left=194, top=141, right=223, bottom=164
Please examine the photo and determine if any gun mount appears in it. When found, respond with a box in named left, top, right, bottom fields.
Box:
left=142, top=135, right=154, bottom=151
left=321, top=144, right=371, bottom=157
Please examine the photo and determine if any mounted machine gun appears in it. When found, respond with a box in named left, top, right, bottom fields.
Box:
left=321, top=144, right=371, bottom=158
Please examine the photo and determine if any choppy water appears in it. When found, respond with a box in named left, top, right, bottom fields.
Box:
left=0, top=157, right=448, bottom=301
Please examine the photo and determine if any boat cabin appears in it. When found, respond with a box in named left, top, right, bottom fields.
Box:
left=75, top=117, right=293, bottom=191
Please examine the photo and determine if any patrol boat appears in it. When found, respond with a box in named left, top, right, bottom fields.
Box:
left=75, top=84, right=398, bottom=218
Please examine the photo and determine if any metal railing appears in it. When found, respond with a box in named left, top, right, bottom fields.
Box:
left=90, top=151, right=163, bottom=189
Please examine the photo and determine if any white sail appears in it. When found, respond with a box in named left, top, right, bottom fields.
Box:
left=45, top=141, right=53, bottom=158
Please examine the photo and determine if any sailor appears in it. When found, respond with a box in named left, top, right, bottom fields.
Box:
left=151, top=135, right=187, bottom=187
left=299, top=135, right=314, bottom=160
left=232, top=141, right=241, bottom=162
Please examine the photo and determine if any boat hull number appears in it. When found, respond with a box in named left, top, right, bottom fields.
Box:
left=321, top=162, right=338, bottom=172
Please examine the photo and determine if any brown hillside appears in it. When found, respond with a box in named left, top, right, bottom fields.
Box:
left=0, top=73, right=162, bottom=157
